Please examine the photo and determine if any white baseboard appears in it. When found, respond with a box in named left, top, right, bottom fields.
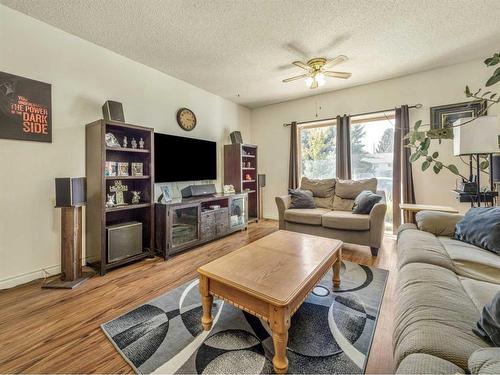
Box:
left=0, top=264, right=61, bottom=290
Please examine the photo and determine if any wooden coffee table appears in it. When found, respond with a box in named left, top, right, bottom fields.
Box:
left=198, top=230, right=342, bottom=373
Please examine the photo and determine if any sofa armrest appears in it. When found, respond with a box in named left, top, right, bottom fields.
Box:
left=369, top=200, right=387, bottom=249
left=469, top=348, right=500, bottom=374
left=275, top=195, right=292, bottom=230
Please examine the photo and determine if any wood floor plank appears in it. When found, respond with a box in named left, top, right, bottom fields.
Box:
left=0, top=220, right=396, bottom=374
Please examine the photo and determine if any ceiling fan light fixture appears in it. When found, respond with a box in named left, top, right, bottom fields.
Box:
left=315, top=73, right=326, bottom=86
left=305, top=77, right=314, bottom=87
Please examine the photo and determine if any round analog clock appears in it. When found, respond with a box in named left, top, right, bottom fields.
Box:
left=176, top=108, right=197, bottom=131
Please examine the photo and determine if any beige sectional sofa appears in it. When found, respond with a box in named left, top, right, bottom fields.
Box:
left=394, top=212, right=500, bottom=374
left=275, top=177, right=387, bottom=256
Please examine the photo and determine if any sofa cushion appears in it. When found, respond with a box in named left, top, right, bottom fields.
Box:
left=288, top=188, right=316, bottom=209
left=394, top=262, right=488, bottom=370
left=469, top=348, right=500, bottom=375
left=332, top=195, right=355, bottom=211
left=322, top=211, right=370, bottom=231
left=284, top=208, right=329, bottom=225
left=455, top=207, right=500, bottom=255
left=397, top=227, right=455, bottom=271
left=415, top=210, right=464, bottom=237
left=438, top=237, right=500, bottom=285
left=300, top=177, right=335, bottom=198
left=460, top=278, right=500, bottom=312
left=397, top=353, right=465, bottom=374
left=335, top=177, right=377, bottom=199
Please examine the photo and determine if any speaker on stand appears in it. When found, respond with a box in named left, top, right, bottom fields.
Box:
left=258, top=174, right=266, bottom=220
left=43, top=177, right=92, bottom=289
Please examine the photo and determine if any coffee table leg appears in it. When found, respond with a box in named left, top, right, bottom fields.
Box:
left=333, top=249, right=342, bottom=288
left=199, top=275, right=213, bottom=330
left=270, top=306, right=290, bottom=373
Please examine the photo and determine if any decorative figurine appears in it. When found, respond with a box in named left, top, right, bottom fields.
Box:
left=123, top=136, right=128, bottom=148
left=245, top=173, right=252, bottom=180
left=223, top=184, right=235, bottom=194
left=106, top=194, right=116, bottom=208
left=139, top=138, right=145, bottom=149
left=109, top=180, right=128, bottom=206
left=131, top=138, right=138, bottom=149
left=131, top=191, right=141, bottom=204
left=105, top=133, right=121, bottom=148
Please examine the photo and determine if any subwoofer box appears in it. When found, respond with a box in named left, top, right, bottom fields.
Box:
left=107, top=221, right=143, bottom=263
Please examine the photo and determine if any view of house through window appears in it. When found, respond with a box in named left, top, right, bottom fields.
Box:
left=350, top=113, right=395, bottom=230
left=299, top=122, right=337, bottom=179
left=298, top=113, right=395, bottom=230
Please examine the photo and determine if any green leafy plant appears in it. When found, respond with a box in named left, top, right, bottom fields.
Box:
left=406, top=52, right=500, bottom=179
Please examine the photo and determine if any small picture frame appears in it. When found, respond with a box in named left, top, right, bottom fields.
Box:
left=160, top=185, right=171, bottom=203
left=131, top=162, right=143, bottom=176
left=117, top=162, right=129, bottom=176
left=105, top=161, right=117, bottom=177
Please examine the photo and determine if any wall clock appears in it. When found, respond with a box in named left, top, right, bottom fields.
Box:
left=176, top=108, right=197, bottom=131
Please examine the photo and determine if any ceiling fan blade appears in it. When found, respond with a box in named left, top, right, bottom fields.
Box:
left=323, top=55, right=348, bottom=69
left=282, top=74, right=309, bottom=83
left=292, top=61, right=312, bottom=71
left=309, top=80, right=318, bottom=89
left=323, top=71, right=352, bottom=79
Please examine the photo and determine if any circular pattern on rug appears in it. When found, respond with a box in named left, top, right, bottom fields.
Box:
left=312, top=285, right=330, bottom=297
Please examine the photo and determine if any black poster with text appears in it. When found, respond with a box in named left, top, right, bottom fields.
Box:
left=0, top=71, right=52, bottom=143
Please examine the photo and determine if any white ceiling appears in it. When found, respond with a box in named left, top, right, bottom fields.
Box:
left=2, top=0, right=500, bottom=108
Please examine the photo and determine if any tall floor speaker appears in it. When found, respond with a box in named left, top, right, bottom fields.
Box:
left=43, top=177, right=92, bottom=289
left=258, top=174, right=266, bottom=220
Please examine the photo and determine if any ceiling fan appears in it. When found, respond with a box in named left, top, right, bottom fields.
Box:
left=282, top=55, right=352, bottom=89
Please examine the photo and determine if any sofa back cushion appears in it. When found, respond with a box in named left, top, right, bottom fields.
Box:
left=300, top=177, right=335, bottom=197
left=288, top=188, right=316, bottom=209
left=335, top=178, right=377, bottom=199
left=455, top=207, right=500, bottom=255
left=416, top=211, right=464, bottom=237
left=300, top=177, right=335, bottom=209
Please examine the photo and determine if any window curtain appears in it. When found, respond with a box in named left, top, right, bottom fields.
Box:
left=288, top=121, right=299, bottom=189
left=336, top=115, right=352, bottom=180
left=393, top=105, right=416, bottom=231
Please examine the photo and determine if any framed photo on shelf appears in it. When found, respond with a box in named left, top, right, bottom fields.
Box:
left=131, top=162, right=143, bottom=176
left=117, top=162, right=129, bottom=176
left=160, top=185, right=171, bottom=203
left=430, top=100, right=487, bottom=129
left=105, top=161, right=117, bottom=176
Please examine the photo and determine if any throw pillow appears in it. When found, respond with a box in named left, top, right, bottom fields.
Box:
left=455, top=207, right=500, bottom=254
left=300, top=177, right=335, bottom=198
left=352, top=190, right=382, bottom=214
left=335, top=178, right=377, bottom=199
left=415, top=211, right=464, bottom=237
left=288, top=189, right=316, bottom=209
left=473, top=291, right=500, bottom=346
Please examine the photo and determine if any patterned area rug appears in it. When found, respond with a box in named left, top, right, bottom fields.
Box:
left=102, top=261, right=388, bottom=374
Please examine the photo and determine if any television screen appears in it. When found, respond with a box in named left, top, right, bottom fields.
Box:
left=154, top=133, right=217, bottom=182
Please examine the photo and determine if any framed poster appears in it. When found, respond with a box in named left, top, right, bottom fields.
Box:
left=0, top=71, right=52, bottom=142
left=430, top=100, right=486, bottom=129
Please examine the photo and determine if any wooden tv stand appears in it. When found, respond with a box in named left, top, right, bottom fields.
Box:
left=155, top=193, right=248, bottom=258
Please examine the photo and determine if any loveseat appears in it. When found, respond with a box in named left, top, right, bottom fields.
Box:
left=394, top=211, right=500, bottom=374
left=275, top=177, right=387, bottom=256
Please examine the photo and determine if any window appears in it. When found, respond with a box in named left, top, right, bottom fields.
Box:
left=299, top=122, right=336, bottom=179
left=350, top=113, right=395, bottom=229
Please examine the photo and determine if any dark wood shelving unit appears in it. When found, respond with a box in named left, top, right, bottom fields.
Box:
left=86, top=119, right=154, bottom=275
left=224, top=143, right=259, bottom=223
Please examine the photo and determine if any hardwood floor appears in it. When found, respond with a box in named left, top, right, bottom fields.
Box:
left=0, top=220, right=397, bottom=374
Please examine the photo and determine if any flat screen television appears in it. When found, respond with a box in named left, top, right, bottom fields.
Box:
left=154, top=133, right=217, bottom=182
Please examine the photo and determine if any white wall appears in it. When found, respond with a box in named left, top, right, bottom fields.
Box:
left=0, top=5, right=250, bottom=289
left=251, top=58, right=498, bottom=220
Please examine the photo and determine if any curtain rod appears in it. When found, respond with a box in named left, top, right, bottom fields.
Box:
left=282, top=104, right=423, bottom=127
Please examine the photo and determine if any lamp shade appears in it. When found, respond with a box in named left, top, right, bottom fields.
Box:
left=453, top=116, right=500, bottom=156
